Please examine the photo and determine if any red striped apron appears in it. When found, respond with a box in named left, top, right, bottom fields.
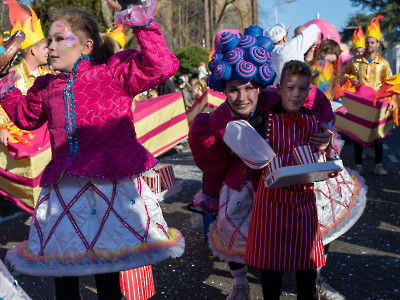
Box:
left=245, top=111, right=326, bottom=270
left=120, top=266, right=155, bottom=300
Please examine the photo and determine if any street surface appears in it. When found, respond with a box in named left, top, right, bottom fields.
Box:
left=1, top=128, right=399, bottom=299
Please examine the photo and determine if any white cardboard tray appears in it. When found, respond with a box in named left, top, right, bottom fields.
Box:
left=264, top=160, right=344, bottom=189
left=155, top=180, right=183, bottom=201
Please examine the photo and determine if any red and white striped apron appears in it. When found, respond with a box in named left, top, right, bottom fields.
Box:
left=120, top=266, right=155, bottom=300
left=245, top=111, right=326, bottom=270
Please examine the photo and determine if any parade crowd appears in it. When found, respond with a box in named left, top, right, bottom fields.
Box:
left=0, top=0, right=398, bottom=300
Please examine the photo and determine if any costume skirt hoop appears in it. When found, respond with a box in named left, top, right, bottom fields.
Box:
left=208, top=182, right=254, bottom=264
left=315, top=168, right=367, bottom=245
left=6, top=176, right=185, bottom=276
left=0, top=259, right=32, bottom=300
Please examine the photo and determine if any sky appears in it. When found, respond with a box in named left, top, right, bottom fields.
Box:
left=258, top=0, right=371, bottom=40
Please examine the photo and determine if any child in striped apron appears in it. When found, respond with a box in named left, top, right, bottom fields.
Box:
left=246, top=60, right=326, bottom=300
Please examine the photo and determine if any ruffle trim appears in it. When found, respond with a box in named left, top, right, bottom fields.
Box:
left=318, top=168, right=367, bottom=245
left=193, top=189, right=219, bottom=214
left=207, top=222, right=246, bottom=264
left=6, top=228, right=184, bottom=277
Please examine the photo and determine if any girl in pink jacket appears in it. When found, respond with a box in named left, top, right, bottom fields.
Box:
left=0, top=1, right=184, bottom=299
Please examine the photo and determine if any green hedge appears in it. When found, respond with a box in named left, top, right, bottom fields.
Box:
left=173, top=45, right=209, bottom=81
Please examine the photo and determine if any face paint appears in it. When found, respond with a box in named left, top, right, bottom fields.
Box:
left=54, top=23, right=78, bottom=52
left=48, top=21, right=87, bottom=72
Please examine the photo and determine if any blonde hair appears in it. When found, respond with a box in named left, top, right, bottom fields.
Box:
left=311, top=39, right=342, bottom=95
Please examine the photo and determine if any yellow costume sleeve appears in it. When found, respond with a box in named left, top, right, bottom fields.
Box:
left=0, top=105, right=32, bottom=145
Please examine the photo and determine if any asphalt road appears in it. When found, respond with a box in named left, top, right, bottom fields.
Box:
left=1, top=127, right=400, bottom=299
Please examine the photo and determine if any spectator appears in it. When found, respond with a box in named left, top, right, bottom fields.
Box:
left=158, top=77, right=176, bottom=96
left=198, top=61, right=208, bottom=81
left=178, top=74, right=193, bottom=109
left=266, top=23, right=321, bottom=85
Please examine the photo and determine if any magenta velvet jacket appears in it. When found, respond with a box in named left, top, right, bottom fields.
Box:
left=188, top=84, right=334, bottom=197
left=1, top=22, right=179, bottom=186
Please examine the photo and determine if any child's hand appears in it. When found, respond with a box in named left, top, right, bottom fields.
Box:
left=112, top=0, right=157, bottom=27
left=350, top=76, right=360, bottom=86
left=328, top=171, right=341, bottom=178
left=106, top=0, right=146, bottom=11
left=309, top=131, right=330, bottom=151
left=387, top=98, right=396, bottom=112
left=0, top=129, right=11, bottom=146
left=106, top=0, right=123, bottom=11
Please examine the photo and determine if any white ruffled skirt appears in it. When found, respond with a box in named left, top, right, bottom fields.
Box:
left=207, top=167, right=367, bottom=263
left=6, top=175, right=184, bottom=276
left=208, top=182, right=255, bottom=264
left=0, top=259, right=31, bottom=300
left=315, top=168, right=367, bottom=245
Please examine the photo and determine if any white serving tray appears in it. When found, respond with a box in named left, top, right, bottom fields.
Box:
left=264, top=160, right=344, bottom=189
left=155, top=180, right=183, bottom=201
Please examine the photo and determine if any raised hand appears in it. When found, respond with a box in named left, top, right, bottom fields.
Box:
left=112, top=0, right=157, bottom=27
left=0, top=129, right=11, bottom=146
left=106, top=0, right=143, bottom=11
left=105, top=0, right=122, bottom=11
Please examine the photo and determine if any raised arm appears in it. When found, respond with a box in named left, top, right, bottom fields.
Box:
left=105, top=0, right=179, bottom=96
left=291, top=24, right=321, bottom=57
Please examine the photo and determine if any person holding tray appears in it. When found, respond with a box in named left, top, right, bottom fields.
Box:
left=188, top=24, right=333, bottom=299
left=245, top=60, right=327, bottom=300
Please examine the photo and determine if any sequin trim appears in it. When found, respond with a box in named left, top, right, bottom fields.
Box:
left=0, top=86, right=15, bottom=101
left=14, top=228, right=183, bottom=265
left=131, top=18, right=155, bottom=30
left=62, top=56, right=95, bottom=156
left=64, top=160, right=158, bottom=182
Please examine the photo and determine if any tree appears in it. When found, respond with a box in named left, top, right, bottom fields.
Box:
left=155, top=0, right=206, bottom=50
left=347, top=0, right=400, bottom=37
left=173, top=45, right=209, bottom=79
left=204, top=0, right=258, bottom=50
left=30, top=0, right=107, bottom=33
left=27, top=0, right=257, bottom=51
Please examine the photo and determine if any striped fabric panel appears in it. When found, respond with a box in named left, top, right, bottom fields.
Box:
left=0, top=125, right=51, bottom=215
left=120, top=266, right=155, bottom=300
left=246, top=112, right=325, bottom=270
left=186, top=89, right=225, bottom=125
left=135, top=92, right=189, bottom=157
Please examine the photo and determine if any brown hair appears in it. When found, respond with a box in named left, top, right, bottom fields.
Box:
left=310, top=39, right=342, bottom=95
left=98, top=34, right=121, bottom=63
left=281, top=60, right=312, bottom=83
left=49, top=7, right=115, bottom=63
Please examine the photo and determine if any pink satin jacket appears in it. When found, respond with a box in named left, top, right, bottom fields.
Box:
left=1, top=22, right=179, bottom=186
